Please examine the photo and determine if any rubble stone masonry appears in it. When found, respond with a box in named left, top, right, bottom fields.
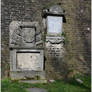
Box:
left=1, top=0, right=91, bottom=79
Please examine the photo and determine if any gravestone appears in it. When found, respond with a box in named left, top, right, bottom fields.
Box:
left=43, top=5, right=65, bottom=58
left=42, top=5, right=65, bottom=79
left=9, top=21, right=46, bottom=82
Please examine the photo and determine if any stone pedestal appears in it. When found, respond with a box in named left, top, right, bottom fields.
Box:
left=9, top=21, right=46, bottom=82
left=42, top=5, right=66, bottom=79
left=45, top=36, right=65, bottom=79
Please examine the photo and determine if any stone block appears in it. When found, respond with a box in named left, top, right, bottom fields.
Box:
left=9, top=21, right=42, bottom=48
left=10, top=48, right=45, bottom=80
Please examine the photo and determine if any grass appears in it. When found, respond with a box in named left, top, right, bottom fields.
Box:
left=1, top=75, right=91, bottom=92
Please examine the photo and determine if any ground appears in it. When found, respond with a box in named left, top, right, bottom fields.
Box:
left=1, top=75, right=91, bottom=92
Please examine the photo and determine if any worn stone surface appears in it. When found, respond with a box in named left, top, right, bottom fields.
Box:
left=9, top=21, right=42, bottom=48
left=20, top=80, right=47, bottom=83
left=45, top=36, right=65, bottom=79
left=46, top=37, right=65, bottom=58
left=10, top=71, right=46, bottom=80
left=26, top=88, right=47, bottom=92
left=17, top=53, right=42, bottom=71
left=10, top=49, right=45, bottom=80
left=42, top=5, right=65, bottom=18
left=46, top=43, right=64, bottom=58
left=1, top=0, right=91, bottom=79
left=46, top=36, right=64, bottom=44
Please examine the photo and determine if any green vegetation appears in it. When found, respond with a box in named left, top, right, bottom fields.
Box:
left=61, top=32, right=69, bottom=44
left=1, top=75, right=91, bottom=92
left=61, top=32, right=65, bottom=36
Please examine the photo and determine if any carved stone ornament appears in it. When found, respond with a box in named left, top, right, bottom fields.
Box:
left=9, top=21, right=42, bottom=48
left=42, top=5, right=65, bottom=17
left=46, top=36, right=64, bottom=44
left=42, top=5, right=66, bottom=22
left=43, top=5, right=64, bottom=15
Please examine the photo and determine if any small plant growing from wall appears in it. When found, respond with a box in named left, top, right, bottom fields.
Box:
left=61, top=31, right=65, bottom=36
left=61, top=32, right=69, bottom=44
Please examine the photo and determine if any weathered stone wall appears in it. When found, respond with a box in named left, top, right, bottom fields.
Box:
left=1, top=0, right=91, bottom=79
left=62, top=0, right=91, bottom=78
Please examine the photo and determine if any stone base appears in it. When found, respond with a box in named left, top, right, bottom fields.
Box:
left=10, top=48, right=46, bottom=82
left=10, top=71, right=46, bottom=81
left=19, top=80, right=47, bottom=83
left=45, top=36, right=65, bottom=79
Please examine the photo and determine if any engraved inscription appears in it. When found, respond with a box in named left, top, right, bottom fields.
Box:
left=47, top=16, right=63, bottom=34
left=17, top=52, right=42, bottom=71
left=46, top=42, right=64, bottom=57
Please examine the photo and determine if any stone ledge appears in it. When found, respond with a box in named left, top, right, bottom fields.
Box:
left=19, top=80, right=47, bottom=84
left=26, top=88, right=48, bottom=92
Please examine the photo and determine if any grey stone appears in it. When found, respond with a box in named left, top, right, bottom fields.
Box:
left=42, top=5, right=65, bottom=16
left=9, top=21, right=42, bottom=48
left=17, top=53, right=42, bottom=71
left=26, top=88, right=48, bottom=92
left=49, top=5, right=64, bottom=14
left=10, top=71, right=46, bottom=80
left=10, top=49, right=45, bottom=80
left=46, top=42, right=65, bottom=58
left=9, top=21, right=45, bottom=81
left=48, top=80, right=55, bottom=83
left=20, top=80, right=47, bottom=83
left=76, top=78, right=83, bottom=84
left=46, top=36, right=64, bottom=44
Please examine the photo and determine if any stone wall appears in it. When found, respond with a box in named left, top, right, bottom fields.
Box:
left=1, top=0, right=91, bottom=79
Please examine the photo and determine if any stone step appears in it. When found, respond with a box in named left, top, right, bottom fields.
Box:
left=26, top=88, right=48, bottom=92
left=19, top=80, right=47, bottom=84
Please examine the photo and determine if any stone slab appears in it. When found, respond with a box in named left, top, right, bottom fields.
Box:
left=10, top=71, right=46, bottom=80
left=47, top=16, right=63, bottom=34
left=10, top=49, right=44, bottom=71
left=26, top=88, right=48, bottom=92
left=20, top=80, right=47, bottom=83
left=17, top=52, right=42, bottom=71
left=10, top=49, right=45, bottom=80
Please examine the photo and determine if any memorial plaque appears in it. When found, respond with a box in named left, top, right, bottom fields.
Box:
left=47, top=16, right=63, bottom=34
left=17, top=52, right=43, bottom=71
